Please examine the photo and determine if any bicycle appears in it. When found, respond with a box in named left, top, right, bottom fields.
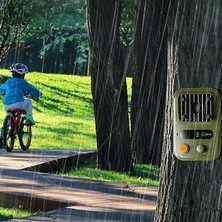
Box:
left=2, top=108, right=32, bottom=152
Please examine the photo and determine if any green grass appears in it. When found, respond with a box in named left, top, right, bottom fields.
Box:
left=0, top=207, right=33, bottom=221
left=0, top=70, right=133, bottom=150
left=57, top=160, right=160, bottom=187
left=0, top=70, right=97, bottom=149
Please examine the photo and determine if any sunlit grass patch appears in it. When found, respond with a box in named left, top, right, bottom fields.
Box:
left=0, top=207, right=33, bottom=221
left=0, top=71, right=97, bottom=150
left=57, top=160, right=160, bottom=187
left=0, top=71, right=133, bottom=151
left=30, top=113, right=96, bottom=149
left=28, top=73, right=96, bottom=149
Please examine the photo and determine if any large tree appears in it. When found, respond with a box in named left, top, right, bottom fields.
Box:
left=131, top=0, right=167, bottom=165
left=155, top=1, right=222, bottom=221
left=86, top=0, right=131, bottom=172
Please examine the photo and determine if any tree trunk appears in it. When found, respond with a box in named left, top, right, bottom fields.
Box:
left=155, top=1, right=222, bottom=221
left=86, top=0, right=131, bottom=172
left=131, top=0, right=167, bottom=165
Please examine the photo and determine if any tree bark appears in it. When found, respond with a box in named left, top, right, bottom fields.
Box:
left=155, top=1, right=222, bottom=221
left=86, top=0, right=131, bottom=172
left=131, top=0, right=167, bottom=165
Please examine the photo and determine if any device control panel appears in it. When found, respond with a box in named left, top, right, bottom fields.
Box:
left=173, top=88, right=221, bottom=161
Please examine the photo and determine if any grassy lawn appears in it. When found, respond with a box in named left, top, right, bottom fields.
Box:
left=0, top=70, right=133, bottom=150
left=0, top=70, right=97, bottom=149
left=57, top=160, right=160, bottom=187
left=0, top=207, right=33, bottom=221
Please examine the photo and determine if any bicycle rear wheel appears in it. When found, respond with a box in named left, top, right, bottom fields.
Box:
left=19, top=116, right=32, bottom=150
left=3, top=115, right=15, bottom=152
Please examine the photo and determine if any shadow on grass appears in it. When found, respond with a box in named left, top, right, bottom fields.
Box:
left=35, top=82, right=93, bottom=115
left=36, top=122, right=96, bottom=139
left=132, top=164, right=160, bottom=183
left=0, top=214, right=12, bottom=221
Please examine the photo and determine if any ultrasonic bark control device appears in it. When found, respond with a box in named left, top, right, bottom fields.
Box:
left=173, top=88, right=221, bottom=161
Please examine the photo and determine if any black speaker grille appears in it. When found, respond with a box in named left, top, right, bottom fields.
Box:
left=178, top=94, right=213, bottom=122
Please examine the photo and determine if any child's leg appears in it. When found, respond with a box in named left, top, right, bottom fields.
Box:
left=23, top=98, right=33, bottom=115
left=23, top=99, right=35, bottom=125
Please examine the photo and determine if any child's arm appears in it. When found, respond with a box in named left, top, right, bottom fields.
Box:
left=25, top=83, right=42, bottom=101
left=0, top=83, right=6, bottom=95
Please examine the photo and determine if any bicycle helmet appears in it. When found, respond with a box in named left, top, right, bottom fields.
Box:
left=9, top=63, right=28, bottom=75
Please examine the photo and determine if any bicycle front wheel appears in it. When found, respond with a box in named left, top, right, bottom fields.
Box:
left=19, top=116, right=32, bottom=150
left=3, top=115, right=14, bottom=152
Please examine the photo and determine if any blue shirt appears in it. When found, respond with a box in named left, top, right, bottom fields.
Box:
left=0, top=77, right=42, bottom=105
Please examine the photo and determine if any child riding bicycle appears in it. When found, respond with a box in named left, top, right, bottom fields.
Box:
left=0, top=63, right=42, bottom=125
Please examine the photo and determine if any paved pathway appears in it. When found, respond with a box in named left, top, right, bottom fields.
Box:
left=0, top=149, right=157, bottom=221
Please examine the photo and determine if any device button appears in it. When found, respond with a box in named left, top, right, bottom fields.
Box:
left=180, top=144, right=190, bottom=153
left=196, top=144, right=205, bottom=153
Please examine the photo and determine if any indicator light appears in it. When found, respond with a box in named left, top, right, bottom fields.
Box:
left=195, top=131, right=200, bottom=138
